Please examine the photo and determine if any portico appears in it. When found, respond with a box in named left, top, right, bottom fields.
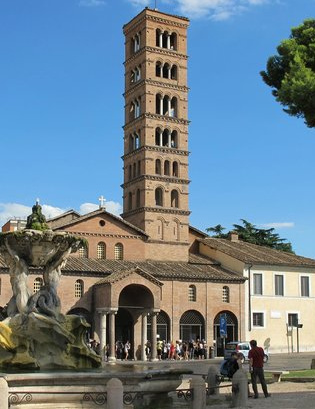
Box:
left=94, top=267, right=163, bottom=361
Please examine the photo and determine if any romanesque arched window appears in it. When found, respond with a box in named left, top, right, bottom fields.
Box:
left=172, top=161, right=179, bottom=177
left=155, top=188, right=163, bottom=206
left=164, top=160, right=170, bottom=176
left=75, top=280, right=84, bottom=298
left=128, top=192, right=132, bottom=210
left=222, top=286, right=230, bottom=303
left=171, top=64, right=177, bottom=80
left=97, top=242, right=106, bottom=259
left=136, top=189, right=141, bottom=207
left=155, top=159, right=161, bottom=175
left=156, top=61, right=162, bottom=77
left=171, top=190, right=179, bottom=208
left=171, top=130, right=177, bottom=148
left=33, top=277, right=43, bottom=293
left=114, top=243, right=124, bottom=260
left=163, top=63, right=170, bottom=79
left=188, top=285, right=197, bottom=302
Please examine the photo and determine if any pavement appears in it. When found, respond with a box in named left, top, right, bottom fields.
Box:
left=139, top=352, right=315, bottom=408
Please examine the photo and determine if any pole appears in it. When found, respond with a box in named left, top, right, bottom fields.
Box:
left=297, top=325, right=299, bottom=353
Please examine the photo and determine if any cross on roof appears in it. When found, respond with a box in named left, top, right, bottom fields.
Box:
left=98, top=195, right=106, bottom=209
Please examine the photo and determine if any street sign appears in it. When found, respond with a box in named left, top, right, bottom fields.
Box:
left=220, top=313, right=227, bottom=338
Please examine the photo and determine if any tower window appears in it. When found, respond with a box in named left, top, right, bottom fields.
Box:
left=131, top=32, right=141, bottom=54
left=164, top=160, right=170, bottom=176
left=136, top=189, right=141, bottom=207
left=170, top=97, right=177, bottom=117
left=171, top=65, right=177, bottom=80
left=114, top=243, right=124, bottom=260
left=97, top=242, right=106, bottom=259
left=128, top=192, right=132, bottom=210
left=222, top=286, right=230, bottom=303
left=33, top=277, right=43, bottom=293
left=155, top=159, right=161, bottom=175
left=137, top=160, right=141, bottom=176
left=188, top=285, right=196, bottom=302
left=75, top=280, right=84, bottom=298
left=171, top=130, right=177, bottom=148
left=155, top=188, right=163, bottom=206
left=156, top=61, right=162, bottom=77
left=128, top=164, right=132, bottom=180
left=171, top=190, right=179, bottom=208
left=163, top=63, right=170, bottom=79
left=172, top=161, right=179, bottom=177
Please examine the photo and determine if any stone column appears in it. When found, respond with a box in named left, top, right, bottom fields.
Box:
left=167, top=34, right=171, bottom=49
left=107, top=378, right=123, bottom=409
left=168, top=130, right=171, bottom=147
left=141, top=312, right=148, bottom=361
left=159, top=32, right=163, bottom=48
left=97, top=309, right=107, bottom=362
left=159, top=129, right=163, bottom=146
left=168, top=98, right=171, bottom=116
left=150, top=311, right=159, bottom=361
left=160, top=96, right=163, bottom=115
left=108, top=309, right=118, bottom=362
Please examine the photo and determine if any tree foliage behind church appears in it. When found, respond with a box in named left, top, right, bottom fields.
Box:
left=206, top=219, right=294, bottom=253
left=260, top=19, right=315, bottom=128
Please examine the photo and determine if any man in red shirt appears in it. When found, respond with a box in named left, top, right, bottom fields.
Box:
left=248, top=339, right=271, bottom=399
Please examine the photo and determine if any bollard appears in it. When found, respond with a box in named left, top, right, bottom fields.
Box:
left=190, top=375, right=206, bottom=409
left=231, top=369, right=248, bottom=408
left=207, top=365, right=219, bottom=395
left=0, top=377, right=9, bottom=409
left=107, top=378, right=123, bottom=409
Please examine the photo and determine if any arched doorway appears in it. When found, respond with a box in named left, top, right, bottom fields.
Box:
left=179, top=310, right=205, bottom=342
left=147, top=310, right=170, bottom=342
left=213, top=311, right=238, bottom=356
left=118, top=284, right=154, bottom=359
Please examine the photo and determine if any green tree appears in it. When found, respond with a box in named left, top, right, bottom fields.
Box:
left=260, top=19, right=315, bottom=128
left=206, top=219, right=294, bottom=253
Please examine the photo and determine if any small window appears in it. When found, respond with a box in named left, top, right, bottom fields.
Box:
left=222, top=286, right=230, bottom=303
left=128, top=192, right=132, bottom=211
left=172, top=161, right=178, bottom=177
left=33, top=277, right=43, bottom=293
left=136, top=189, right=140, bottom=207
left=75, top=279, right=84, bottom=298
left=275, top=274, right=284, bottom=296
left=301, top=276, right=310, bottom=297
left=155, top=188, right=163, bottom=206
left=164, top=160, right=170, bottom=176
left=78, top=245, right=88, bottom=258
left=171, top=190, right=179, bottom=208
left=114, top=243, right=124, bottom=260
left=97, top=242, right=106, bottom=259
left=288, top=313, right=299, bottom=327
left=188, top=285, right=196, bottom=302
left=253, top=273, right=262, bottom=295
left=253, top=312, right=264, bottom=327
left=155, top=159, right=161, bottom=175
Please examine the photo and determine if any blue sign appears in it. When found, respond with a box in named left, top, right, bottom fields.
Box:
left=220, top=314, right=227, bottom=338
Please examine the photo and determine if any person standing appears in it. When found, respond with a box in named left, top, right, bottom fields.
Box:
left=248, top=339, right=270, bottom=399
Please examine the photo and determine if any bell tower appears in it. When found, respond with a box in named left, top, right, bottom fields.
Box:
left=122, top=8, right=190, bottom=261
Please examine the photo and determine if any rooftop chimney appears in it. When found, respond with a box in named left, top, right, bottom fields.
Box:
left=228, top=231, right=239, bottom=242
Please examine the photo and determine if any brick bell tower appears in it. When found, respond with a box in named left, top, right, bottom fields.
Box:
left=122, top=8, right=190, bottom=261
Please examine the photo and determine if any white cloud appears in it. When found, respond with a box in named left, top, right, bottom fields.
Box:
left=79, top=0, right=106, bottom=7
left=260, top=222, right=295, bottom=229
left=128, top=0, right=150, bottom=7
left=0, top=199, right=123, bottom=229
left=126, top=0, right=269, bottom=20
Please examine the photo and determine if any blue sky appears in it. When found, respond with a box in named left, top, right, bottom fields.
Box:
left=1, top=0, right=315, bottom=257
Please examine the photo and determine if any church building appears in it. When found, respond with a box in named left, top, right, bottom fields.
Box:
left=1, top=7, right=315, bottom=358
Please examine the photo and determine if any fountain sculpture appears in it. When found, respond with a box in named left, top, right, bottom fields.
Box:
left=0, top=202, right=101, bottom=370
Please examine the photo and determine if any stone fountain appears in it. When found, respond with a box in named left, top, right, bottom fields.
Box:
left=0, top=202, right=101, bottom=370
left=0, top=203, right=190, bottom=408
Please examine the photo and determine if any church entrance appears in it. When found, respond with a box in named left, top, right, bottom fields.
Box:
left=118, top=284, right=154, bottom=360
left=115, top=308, right=133, bottom=359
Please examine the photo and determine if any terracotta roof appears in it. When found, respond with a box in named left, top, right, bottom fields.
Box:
left=200, top=237, right=315, bottom=267
left=189, top=226, right=208, bottom=238
left=51, top=208, right=149, bottom=237
left=60, top=256, right=243, bottom=283
left=47, top=209, right=80, bottom=222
